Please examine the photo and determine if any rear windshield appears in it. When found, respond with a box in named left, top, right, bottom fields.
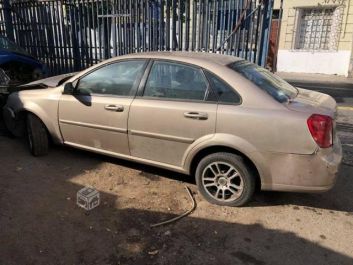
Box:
left=228, top=60, right=298, bottom=103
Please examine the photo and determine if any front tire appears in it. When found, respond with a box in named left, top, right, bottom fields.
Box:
left=195, top=152, right=255, bottom=207
left=26, top=113, right=49, bottom=156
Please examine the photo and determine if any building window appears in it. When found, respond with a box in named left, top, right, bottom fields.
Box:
left=296, top=7, right=340, bottom=51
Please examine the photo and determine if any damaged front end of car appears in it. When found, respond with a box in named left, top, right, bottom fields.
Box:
left=1, top=71, right=76, bottom=137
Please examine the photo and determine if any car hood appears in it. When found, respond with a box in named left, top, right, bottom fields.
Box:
left=20, top=72, right=77, bottom=88
left=285, top=88, right=337, bottom=118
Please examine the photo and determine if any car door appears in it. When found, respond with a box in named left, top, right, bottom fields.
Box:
left=128, top=60, right=218, bottom=167
left=58, top=60, right=147, bottom=155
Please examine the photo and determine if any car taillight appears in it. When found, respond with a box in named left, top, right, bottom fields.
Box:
left=307, top=114, right=333, bottom=148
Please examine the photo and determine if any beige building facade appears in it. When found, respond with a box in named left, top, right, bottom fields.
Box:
left=275, top=0, right=353, bottom=76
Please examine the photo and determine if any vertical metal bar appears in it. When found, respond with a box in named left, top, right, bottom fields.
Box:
left=69, top=2, right=75, bottom=72
left=178, top=0, right=182, bottom=50
left=0, top=7, right=4, bottom=36
left=16, top=2, right=24, bottom=51
left=258, top=0, right=273, bottom=66
left=35, top=2, right=44, bottom=65
left=116, top=0, right=125, bottom=55
left=172, top=0, right=177, bottom=50
left=204, top=0, right=210, bottom=52
left=219, top=0, right=224, bottom=52
left=16, top=2, right=25, bottom=51
left=235, top=0, right=242, bottom=57
left=159, top=0, right=164, bottom=51
left=71, top=2, right=81, bottom=71
left=96, top=0, right=103, bottom=60
left=24, top=2, right=31, bottom=51
left=226, top=0, right=232, bottom=54
left=55, top=1, right=64, bottom=73
left=129, top=0, right=133, bottom=53
left=166, top=0, right=170, bottom=50
left=103, top=0, right=110, bottom=59
left=153, top=1, right=157, bottom=50
left=55, top=1, right=62, bottom=73
left=146, top=0, right=149, bottom=51
left=141, top=0, right=145, bottom=51
left=196, top=0, right=201, bottom=51
left=86, top=0, right=93, bottom=65
left=113, top=0, right=118, bottom=56
left=272, top=0, right=283, bottom=72
left=253, top=0, right=261, bottom=63
left=126, top=0, right=130, bottom=54
left=153, top=1, right=157, bottom=51
left=123, top=0, right=128, bottom=54
left=135, top=0, right=140, bottom=52
left=148, top=0, right=151, bottom=51
left=49, top=1, right=60, bottom=74
left=91, top=0, right=98, bottom=64
left=244, top=1, right=251, bottom=59
left=229, top=0, right=236, bottom=55
left=185, top=0, right=190, bottom=51
left=122, top=0, right=126, bottom=54
left=200, top=0, right=205, bottom=51
left=3, top=0, right=14, bottom=41
left=30, top=4, right=39, bottom=60
left=247, top=0, right=255, bottom=60
left=191, top=0, right=195, bottom=51
left=77, top=1, right=84, bottom=68
left=150, top=1, right=153, bottom=51
left=21, top=2, right=31, bottom=56
left=11, top=5, right=19, bottom=45
left=58, top=2, right=69, bottom=72
left=41, top=2, right=54, bottom=74
left=212, top=0, right=218, bottom=52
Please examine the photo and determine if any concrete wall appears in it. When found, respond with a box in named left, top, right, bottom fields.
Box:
left=275, top=0, right=353, bottom=76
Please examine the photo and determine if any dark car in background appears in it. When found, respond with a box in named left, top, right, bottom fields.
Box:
left=0, top=35, right=47, bottom=84
left=0, top=35, right=47, bottom=107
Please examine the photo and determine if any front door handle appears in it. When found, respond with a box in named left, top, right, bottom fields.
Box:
left=184, top=112, right=208, bottom=120
left=104, top=104, right=124, bottom=112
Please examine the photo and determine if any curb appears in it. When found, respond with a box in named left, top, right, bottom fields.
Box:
left=285, top=80, right=353, bottom=89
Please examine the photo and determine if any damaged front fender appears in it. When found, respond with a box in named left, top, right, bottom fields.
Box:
left=2, top=105, right=26, bottom=137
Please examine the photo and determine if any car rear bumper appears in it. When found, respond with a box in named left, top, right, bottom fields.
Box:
left=261, top=137, right=342, bottom=192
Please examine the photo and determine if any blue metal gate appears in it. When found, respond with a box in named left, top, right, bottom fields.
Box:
left=0, top=0, right=273, bottom=76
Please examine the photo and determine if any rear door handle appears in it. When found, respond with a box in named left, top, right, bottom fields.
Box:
left=104, top=104, right=124, bottom=112
left=184, top=112, right=208, bottom=120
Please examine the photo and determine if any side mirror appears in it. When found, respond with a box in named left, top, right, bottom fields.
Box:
left=63, top=82, right=74, bottom=94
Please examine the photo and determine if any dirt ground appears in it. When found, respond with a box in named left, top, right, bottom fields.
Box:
left=0, top=110, right=352, bottom=265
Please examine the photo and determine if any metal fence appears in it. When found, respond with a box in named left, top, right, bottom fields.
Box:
left=0, top=0, right=273, bottom=76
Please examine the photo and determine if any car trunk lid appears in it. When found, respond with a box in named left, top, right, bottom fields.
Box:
left=286, top=88, right=337, bottom=118
left=286, top=88, right=338, bottom=148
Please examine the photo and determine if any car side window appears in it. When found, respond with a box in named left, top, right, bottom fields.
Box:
left=76, top=60, right=146, bottom=96
left=205, top=71, right=241, bottom=104
left=143, top=61, right=209, bottom=101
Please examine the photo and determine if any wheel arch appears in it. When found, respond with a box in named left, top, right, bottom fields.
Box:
left=189, top=145, right=263, bottom=191
left=18, top=102, right=62, bottom=144
left=16, top=109, right=51, bottom=140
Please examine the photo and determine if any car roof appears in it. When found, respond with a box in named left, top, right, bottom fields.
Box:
left=67, top=51, right=282, bottom=109
left=108, top=51, right=243, bottom=68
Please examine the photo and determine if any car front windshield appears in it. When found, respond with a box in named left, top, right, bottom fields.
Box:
left=228, top=60, right=298, bottom=103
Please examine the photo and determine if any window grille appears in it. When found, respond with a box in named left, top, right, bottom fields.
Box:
left=296, top=8, right=335, bottom=50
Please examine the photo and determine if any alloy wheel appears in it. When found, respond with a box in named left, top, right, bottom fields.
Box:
left=201, top=161, right=244, bottom=202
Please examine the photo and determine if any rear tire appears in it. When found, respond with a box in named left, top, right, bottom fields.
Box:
left=26, top=113, right=49, bottom=156
left=195, top=152, right=255, bottom=207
